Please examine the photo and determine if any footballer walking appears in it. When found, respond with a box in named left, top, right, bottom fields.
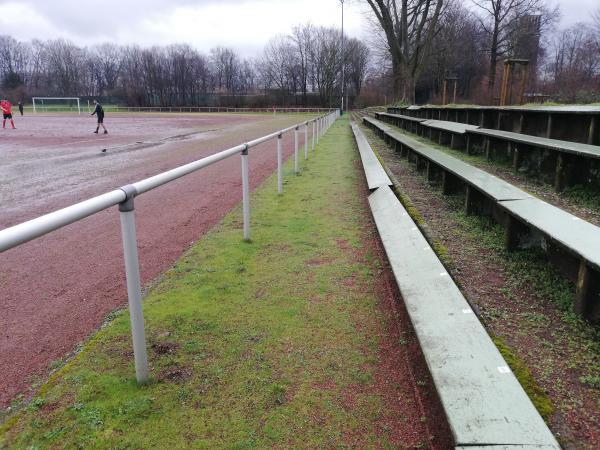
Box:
left=91, top=100, right=108, bottom=134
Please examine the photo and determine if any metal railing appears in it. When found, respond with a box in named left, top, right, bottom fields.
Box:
left=29, top=105, right=336, bottom=114
left=105, top=106, right=336, bottom=114
left=0, top=110, right=340, bottom=383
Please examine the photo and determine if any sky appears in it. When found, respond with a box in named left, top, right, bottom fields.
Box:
left=0, top=0, right=597, bottom=57
left=0, top=0, right=368, bottom=57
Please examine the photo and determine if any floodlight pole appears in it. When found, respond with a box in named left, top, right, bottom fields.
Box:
left=340, top=0, right=345, bottom=116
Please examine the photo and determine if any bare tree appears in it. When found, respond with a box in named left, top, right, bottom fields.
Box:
left=544, top=23, right=600, bottom=102
left=365, top=0, right=446, bottom=103
left=345, top=37, right=370, bottom=97
left=471, top=0, right=558, bottom=101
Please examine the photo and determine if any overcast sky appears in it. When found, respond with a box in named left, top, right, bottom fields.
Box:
left=0, top=0, right=597, bottom=57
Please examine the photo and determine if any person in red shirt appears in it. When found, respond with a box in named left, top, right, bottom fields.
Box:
left=1, top=99, right=16, bottom=129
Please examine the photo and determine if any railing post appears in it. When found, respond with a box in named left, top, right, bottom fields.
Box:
left=316, top=119, right=320, bottom=144
left=294, top=127, right=299, bottom=174
left=241, top=145, right=251, bottom=241
left=118, top=185, right=149, bottom=384
left=312, top=121, right=316, bottom=151
left=304, top=123, right=309, bottom=160
left=277, top=133, right=283, bottom=195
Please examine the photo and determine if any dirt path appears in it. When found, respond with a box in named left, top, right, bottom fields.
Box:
left=360, top=122, right=600, bottom=449
left=0, top=113, right=313, bottom=408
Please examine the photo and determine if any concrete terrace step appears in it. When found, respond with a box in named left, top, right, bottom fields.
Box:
left=350, top=122, right=392, bottom=191
left=367, top=185, right=560, bottom=448
left=423, top=119, right=480, bottom=135
left=385, top=129, right=531, bottom=202
left=363, top=114, right=600, bottom=321
left=376, top=112, right=427, bottom=123
left=363, top=116, right=392, bottom=133
left=469, top=128, right=600, bottom=159
left=501, top=198, right=600, bottom=272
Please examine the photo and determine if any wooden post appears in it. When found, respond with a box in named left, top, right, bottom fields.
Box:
left=485, top=137, right=491, bottom=160
left=466, top=135, right=472, bottom=155
left=554, top=152, right=566, bottom=192
left=546, top=115, right=553, bottom=139
left=574, top=261, right=591, bottom=318
left=426, top=161, right=435, bottom=184
left=453, top=80, right=458, bottom=104
left=500, top=62, right=510, bottom=106
left=450, top=134, right=455, bottom=150
left=465, top=185, right=475, bottom=215
left=441, top=171, right=454, bottom=195
left=505, top=215, right=521, bottom=251
left=518, top=63, right=529, bottom=105
left=518, top=114, right=524, bottom=133
left=512, top=146, right=522, bottom=172
left=442, top=78, right=448, bottom=105
left=589, top=117, right=596, bottom=145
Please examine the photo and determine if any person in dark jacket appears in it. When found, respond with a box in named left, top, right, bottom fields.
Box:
left=18, top=101, right=23, bottom=116
left=91, top=100, right=108, bottom=134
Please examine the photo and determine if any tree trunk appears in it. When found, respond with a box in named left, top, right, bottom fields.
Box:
left=488, top=26, right=500, bottom=103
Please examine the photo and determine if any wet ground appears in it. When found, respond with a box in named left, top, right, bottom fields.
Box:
left=0, top=112, right=314, bottom=408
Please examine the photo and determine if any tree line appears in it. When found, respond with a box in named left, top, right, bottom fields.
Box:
left=0, top=24, right=368, bottom=108
left=1, top=1, right=599, bottom=107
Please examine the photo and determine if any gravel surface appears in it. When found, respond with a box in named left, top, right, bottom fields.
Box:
left=0, top=112, right=314, bottom=408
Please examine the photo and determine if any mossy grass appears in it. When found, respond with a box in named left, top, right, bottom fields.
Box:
left=492, top=336, right=554, bottom=421
left=1, top=117, right=401, bottom=449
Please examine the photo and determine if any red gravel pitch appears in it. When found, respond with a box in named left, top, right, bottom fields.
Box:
left=0, top=112, right=314, bottom=408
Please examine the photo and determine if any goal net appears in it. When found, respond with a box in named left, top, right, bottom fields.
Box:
left=32, top=97, right=81, bottom=114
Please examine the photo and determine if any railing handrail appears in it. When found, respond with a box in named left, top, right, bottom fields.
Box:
left=1, top=109, right=339, bottom=383
left=0, top=115, right=329, bottom=253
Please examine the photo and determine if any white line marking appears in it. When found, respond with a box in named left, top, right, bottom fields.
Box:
left=498, top=366, right=511, bottom=374
left=440, top=272, right=448, bottom=277
left=462, top=309, right=473, bottom=314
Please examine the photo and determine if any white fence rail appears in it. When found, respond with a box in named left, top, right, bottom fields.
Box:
left=0, top=110, right=339, bottom=383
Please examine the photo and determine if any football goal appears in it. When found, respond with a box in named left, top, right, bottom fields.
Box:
left=32, top=97, right=81, bottom=114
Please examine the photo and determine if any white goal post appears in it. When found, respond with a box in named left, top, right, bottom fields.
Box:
left=32, top=97, right=81, bottom=114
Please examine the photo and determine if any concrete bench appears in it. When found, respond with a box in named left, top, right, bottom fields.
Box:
left=365, top=118, right=530, bottom=202
left=368, top=185, right=560, bottom=448
left=390, top=105, right=600, bottom=146
left=376, top=113, right=482, bottom=150
left=363, top=116, right=392, bottom=140
left=378, top=126, right=600, bottom=322
left=374, top=112, right=426, bottom=135
left=385, top=128, right=532, bottom=204
left=350, top=122, right=392, bottom=191
left=467, top=128, right=600, bottom=191
left=421, top=120, right=480, bottom=149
